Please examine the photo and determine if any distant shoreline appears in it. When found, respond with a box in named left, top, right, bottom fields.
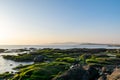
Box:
left=0, top=44, right=120, bottom=49
left=80, top=43, right=120, bottom=47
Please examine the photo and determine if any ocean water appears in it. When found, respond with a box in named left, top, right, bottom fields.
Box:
left=0, top=52, right=33, bottom=73
left=0, top=45, right=119, bottom=49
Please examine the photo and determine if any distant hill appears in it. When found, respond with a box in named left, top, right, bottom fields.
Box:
left=51, top=42, right=107, bottom=45
left=51, top=42, right=120, bottom=47
left=80, top=43, right=108, bottom=45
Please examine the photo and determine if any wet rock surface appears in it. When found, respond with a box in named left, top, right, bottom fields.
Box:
left=34, top=55, right=45, bottom=62
left=53, top=65, right=99, bottom=80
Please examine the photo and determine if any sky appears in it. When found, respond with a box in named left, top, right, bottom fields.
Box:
left=0, top=0, right=120, bottom=45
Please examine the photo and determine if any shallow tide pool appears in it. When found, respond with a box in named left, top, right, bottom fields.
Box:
left=0, top=52, right=33, bottom=73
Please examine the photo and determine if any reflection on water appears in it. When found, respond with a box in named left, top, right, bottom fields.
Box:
left=0, top=53, right=33, bottom=73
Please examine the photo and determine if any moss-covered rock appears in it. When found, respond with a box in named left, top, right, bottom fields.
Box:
left=12, top=62, right=70, bottom=80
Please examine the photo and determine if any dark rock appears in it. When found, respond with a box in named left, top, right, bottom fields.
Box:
left=87, top=65, right=100, bottom=80
left=0, top=49, right=5, bottom=53
left=53, top=65, right=89, bottom=80
left=53, top=65, right=99, bottom=80
left=34, top=55, right=45, bottom=62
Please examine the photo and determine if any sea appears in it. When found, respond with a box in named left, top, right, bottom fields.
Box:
left=0, top=44, right=119, bottom=49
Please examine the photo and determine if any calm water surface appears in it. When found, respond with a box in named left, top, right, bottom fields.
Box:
left=0, top=52, right=33, bottom=73
left=0, top=45, right=119, bottom=49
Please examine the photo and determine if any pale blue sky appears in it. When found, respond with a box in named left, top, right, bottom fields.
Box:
left=0, top=0, right=120, bottom=45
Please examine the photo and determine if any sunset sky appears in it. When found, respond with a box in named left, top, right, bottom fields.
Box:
left=0, top=0, right=120, bottom=45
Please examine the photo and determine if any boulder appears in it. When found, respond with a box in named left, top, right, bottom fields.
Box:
left=107, top=69, right=120, bottom=80
left=98, top=74, right=107, bottom=80
left=87, top=65, right=100, bottom=80
left=53, top=65, right=89, bottom=80
left=53, top=65, right=99, bottom=80
left=34, top=55, right=45, bottom=62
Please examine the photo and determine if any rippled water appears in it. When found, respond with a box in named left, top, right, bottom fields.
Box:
left=0, top=52, right=33, bottom=73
